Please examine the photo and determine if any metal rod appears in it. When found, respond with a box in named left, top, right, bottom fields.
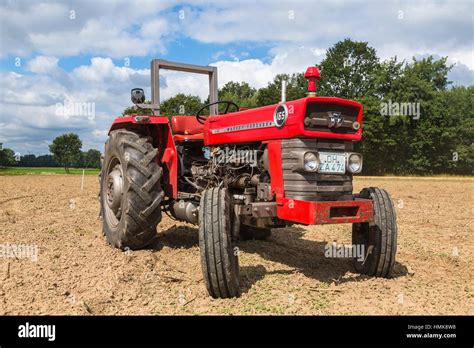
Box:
left=281, top=80, right=287, bottom=103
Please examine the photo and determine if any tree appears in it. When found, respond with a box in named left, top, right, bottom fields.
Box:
left=123, top=94, right=204, bottom=118
left=49, top=133, right=82, bottom=173
left=0, top=148, right=16, bottom=166
left=122, top=101, right=153, bottom=116
left=256, top=73, right=307, bottom=106
left=18, top=154, right=59, bottom=167
left=160, top=94, right=203, bottom=116
left=358, top=54, right=458, bottom=175
left=219, top=81, right=258, bottom=108
left=83, top=149, right=101, bottom=168
left=317, top=38, right=380, bottom=99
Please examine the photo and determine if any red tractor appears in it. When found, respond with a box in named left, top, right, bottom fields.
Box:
left=100, top=60, right=397, bottom=298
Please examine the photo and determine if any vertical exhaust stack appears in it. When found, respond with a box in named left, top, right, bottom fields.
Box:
left=281, top=80, right=287, bottom=103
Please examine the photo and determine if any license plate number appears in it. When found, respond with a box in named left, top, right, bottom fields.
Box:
left=319, top=152, right=345, bottom=174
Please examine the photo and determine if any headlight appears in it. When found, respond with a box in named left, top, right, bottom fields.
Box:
left=347, top=153, right=363, bottom=173
left=304, top=152, right=319, bottom=172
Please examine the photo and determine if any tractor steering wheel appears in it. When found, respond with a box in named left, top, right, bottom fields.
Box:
left=195, top=101, right=239, bottom=124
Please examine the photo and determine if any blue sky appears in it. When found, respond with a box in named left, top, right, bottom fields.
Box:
left=0, top=0, right=473, bottom=155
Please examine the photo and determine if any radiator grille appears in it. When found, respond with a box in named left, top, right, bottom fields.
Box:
left=281, top=138, right=353, bottom=201
left=304, top=102, right=359, bottom=134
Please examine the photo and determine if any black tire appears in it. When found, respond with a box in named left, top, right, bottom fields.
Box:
left=99, top=129, right=163, bottom=250
left=198, top=187, right=240, bottom=298
left=239, top=225, right=272, bottom=241
left=352, top=187, right=397, bottom=278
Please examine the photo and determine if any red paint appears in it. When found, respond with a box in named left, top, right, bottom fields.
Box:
left=277, top=198, right=374, bottom=225
left=265, top=138, right=373, bottom=225
left=204, top=96, right=363, bottom=145
left=109, top=115, right=169, bottom=132
left=265, top=140, right=284, bottom=202
left=304, top=66, right=320, bottom=93
left=109, top=115, right=178, bottom=198
left=171, top=116, right=204, bottom=135
left=163, top=125, right=178, bottom=198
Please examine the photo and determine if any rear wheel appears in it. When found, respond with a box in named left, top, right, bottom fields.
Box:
left=352, top=187, right=397, bottom=278
left=198, top=187, right=240, bottom=298
left=100, top=129, right=163, bottom=250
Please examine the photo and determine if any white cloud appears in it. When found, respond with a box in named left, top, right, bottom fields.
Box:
left=1, top=0, right=472, bottom=69
left=212, top=46, right=324, bottom=89
left=180, top=1, right=473, bottom=69
left=93, top=129, right=109, bottom=138
left=0, top=1, right=174, bottom=57
left=155, top=46, right=324, bottom=101
left=27, top=56, right=59, bottom=74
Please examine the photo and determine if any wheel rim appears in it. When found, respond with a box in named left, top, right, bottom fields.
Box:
left=103, top=157, right=123, bottom=227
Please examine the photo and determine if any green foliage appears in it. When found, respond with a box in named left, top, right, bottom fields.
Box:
left=220, top=81, right=258, bottom=108
left=19, top=154, right=58, bottom=167
left=49, top=133, right=82, bottom=173
left=122, top=101, right=153, bottom=116
left=255, top=73, right=307, bottom=106
left=160, top=94, right=204, bottom=116
left=81, top=149, right=102, bottom=168
left=0, top=148, right=16, bottom=166
left=16, top=150, right=101, bottom=169
left=122, top=95, right=204, bottom=118
left=317, top=38, right=380, bottom=99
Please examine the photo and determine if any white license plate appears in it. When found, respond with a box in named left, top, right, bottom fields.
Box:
left=318, top=152, right=346, bottom=174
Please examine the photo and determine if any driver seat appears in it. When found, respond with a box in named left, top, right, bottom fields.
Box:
left=171, top=116, right=204, bottom=142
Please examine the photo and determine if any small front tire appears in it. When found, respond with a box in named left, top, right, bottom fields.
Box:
left=352, top=187, right=397, bottom=278
left=198, top=187, right=240, bottom=298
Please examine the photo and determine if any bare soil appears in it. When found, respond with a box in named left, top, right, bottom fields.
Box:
left=0, top=175, right=472, bottom=315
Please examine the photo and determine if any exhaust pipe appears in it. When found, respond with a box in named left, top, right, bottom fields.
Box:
left=281, top=80, right=287, bottom=103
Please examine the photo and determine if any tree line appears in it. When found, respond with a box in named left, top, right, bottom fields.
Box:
left=0, top=134, right=101, bottom=172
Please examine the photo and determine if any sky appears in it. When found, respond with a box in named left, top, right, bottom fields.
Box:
left=0, top=0, right=473, bottom=155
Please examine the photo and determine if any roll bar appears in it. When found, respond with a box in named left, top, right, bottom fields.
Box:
left=150, top=59, right=218, bottom=115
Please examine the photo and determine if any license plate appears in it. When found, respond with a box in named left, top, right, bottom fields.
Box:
left=318, top=152, right=346, bottom=174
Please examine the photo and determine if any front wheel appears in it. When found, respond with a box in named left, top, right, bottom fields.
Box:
left=352, top=187, right=397, bottom=278
left=198, top=187, right=240, bottom=298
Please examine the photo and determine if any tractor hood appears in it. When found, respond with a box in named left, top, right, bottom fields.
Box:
left=203, top=96, right=363, bottom=146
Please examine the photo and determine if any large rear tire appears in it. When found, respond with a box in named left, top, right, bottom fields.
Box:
left=198, top=187, right=240, bottom=298
left=100, top=129, right=163, bottom=250
left=352, top=187, right=397, bottom=278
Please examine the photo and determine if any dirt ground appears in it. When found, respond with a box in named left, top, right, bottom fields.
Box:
left=0, top=174, right=472, bottom=315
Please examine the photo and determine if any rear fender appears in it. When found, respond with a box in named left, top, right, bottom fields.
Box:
left=109, top=115, right=178, bottom=199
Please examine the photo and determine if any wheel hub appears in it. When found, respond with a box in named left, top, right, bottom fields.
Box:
left=106, top=165, right=123, bottom=216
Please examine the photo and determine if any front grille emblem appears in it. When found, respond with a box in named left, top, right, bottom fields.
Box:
left=327, top=111, right=344, bottom=128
